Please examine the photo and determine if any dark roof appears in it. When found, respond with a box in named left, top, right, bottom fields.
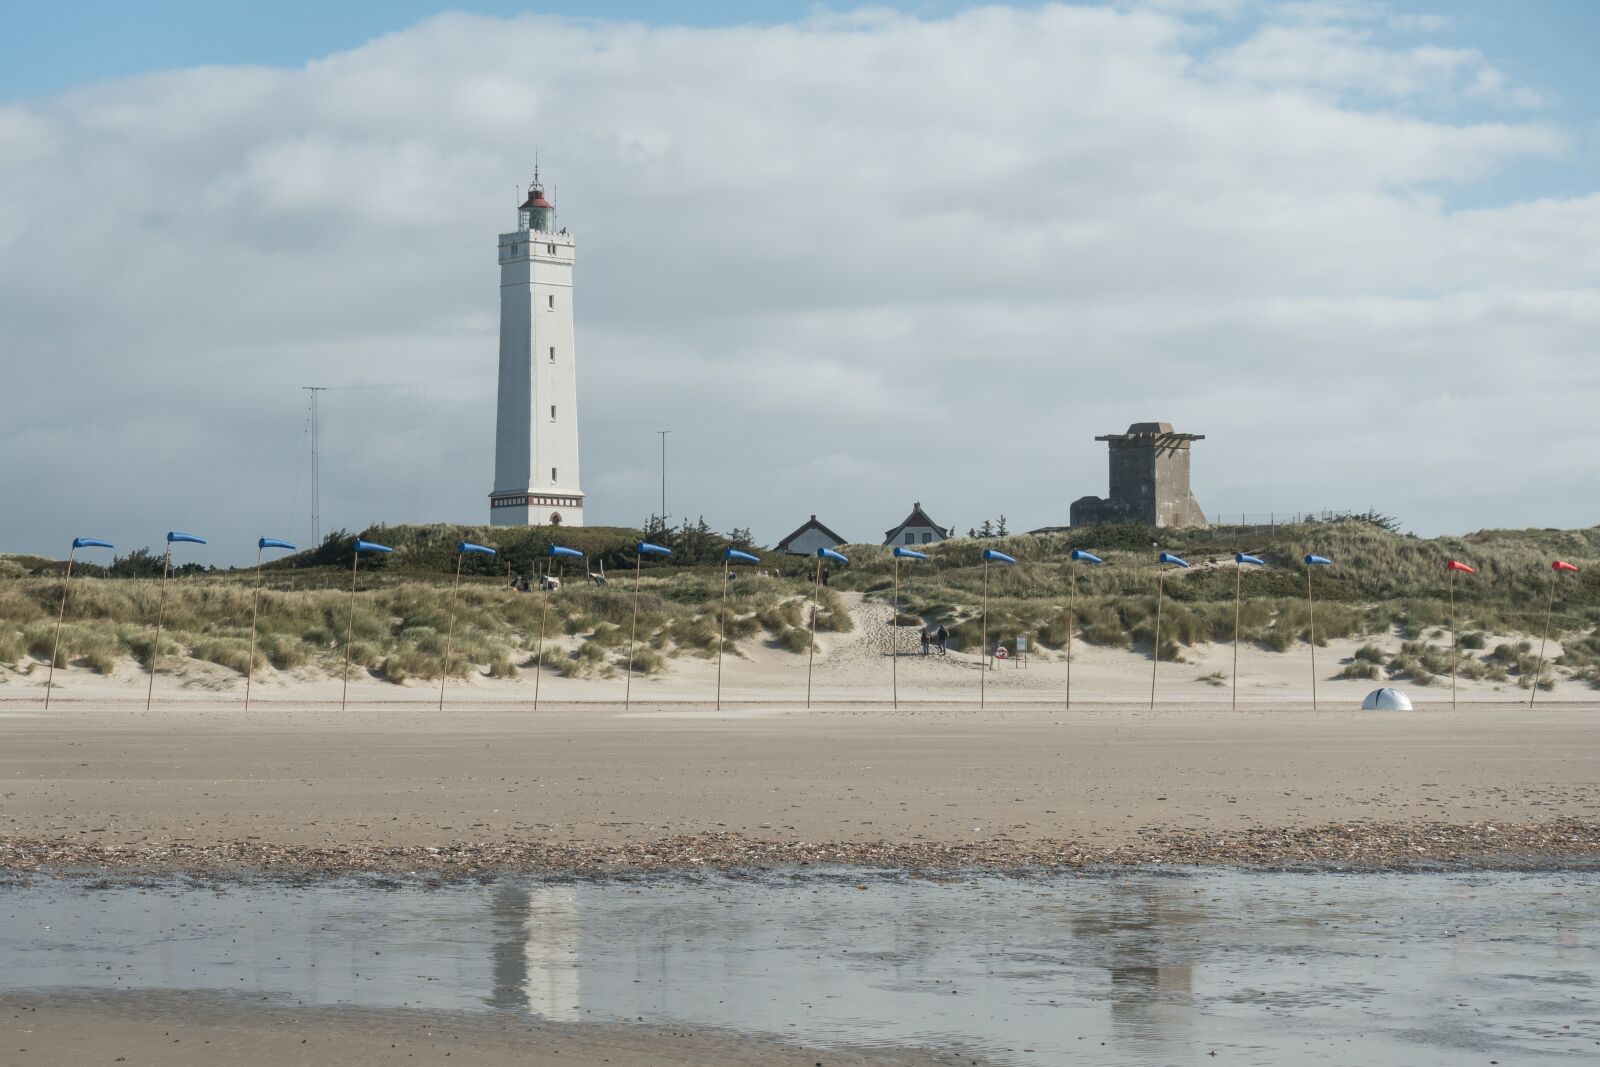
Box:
left=883, top=502, right=949, bottom=544
left=776, top=514, right=848, bottom=552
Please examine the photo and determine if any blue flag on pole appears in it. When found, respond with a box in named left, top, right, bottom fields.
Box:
left=72, top=537, right=114, bottom=550
left=724, top=549, right=760, bottom=564
left=982, top=549, right=1017, bottom=564
left=637, top=542, right=672, bottom=557
left=354, top=539, right=393, bottom=554
left=817, top=548, right=848, bottom=564
left=167, top=531, right=206, bottom=545
left=457, top=542, right=497, bottom=556
left=1158, top=552, right=1190, bottom=568
left=1071, top=549, right=1104, bottom=564
left=259, top=538, right=296, bottom=552
left=1236, top=553, right=1265, bottom=566
left=1304, top=554, right=1332, bottom=566
left=548, top=545, right=583, bottom=559
left=893, top=547, right=926, bottom=560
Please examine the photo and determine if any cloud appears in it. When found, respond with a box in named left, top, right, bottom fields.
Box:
left=1203, top=16, right=1547, bottom=110
left=0, top=3, right=1595, bottom=566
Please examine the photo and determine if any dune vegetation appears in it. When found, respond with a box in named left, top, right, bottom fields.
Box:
left=0, top=527, right=851, bottom=687
left=1, top=519, right=1597, bottom=689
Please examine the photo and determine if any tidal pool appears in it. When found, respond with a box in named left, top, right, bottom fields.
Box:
left=3, top=868, right=1597, bottom=1065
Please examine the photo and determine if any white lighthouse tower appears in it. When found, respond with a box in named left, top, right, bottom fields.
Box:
left=489, top=170, right=585, bottom=527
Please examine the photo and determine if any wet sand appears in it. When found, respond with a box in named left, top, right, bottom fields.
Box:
left=1, top=990, right=967, bottom=1066
left=2, top=698, right=1596, bottom=873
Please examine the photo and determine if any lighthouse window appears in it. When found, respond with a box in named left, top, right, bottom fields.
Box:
left=552, top=467, right=558, bottom=481
left=547, top=243, right=556, bottom=255
left=549, top=346, right=556, bottom=362
left=548, top=294, right=554, bottom=309
left=550, top=405, right=556, bottom=420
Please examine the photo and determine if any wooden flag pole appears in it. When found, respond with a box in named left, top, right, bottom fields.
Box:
left=44, top=546, right=76, bottom=710
left=716, top=556, right=730, bottom=710
left=625, top=552, right=643, bottom=712
left=145, top=546, right=173, bottom=712
left=1233, top=563, right=1242, bottom=711
left=341, top=550, right=360, bottom=711
left=1066, top=560, right=1076, bottom=711
left=1306, top=567, right=1318, bottom=712
left=1449, top=566, right=1458, bottom=709
left=1150, top=560, right=1164, bottom=711
left=1531, top=567, right=1564, bottom=709
left=534, top=556, right=551, bottom=713
left=980, top=556, right=990, bottom=709
left=245, top=544, right=265, bottom=711
left=438, top=552, right=466, bottom=712
left=806, top=556, right=821, bottom=709
left=1530, top=569, right=1557, bottom=709
left=892, top=554, right=900, bottom=709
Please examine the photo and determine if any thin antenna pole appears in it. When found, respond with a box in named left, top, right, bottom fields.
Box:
left=303, top=387, right=325, bottom=545
left=656, top=430, right=671, bottom=526
left=44, top=547, right=76, bottom=709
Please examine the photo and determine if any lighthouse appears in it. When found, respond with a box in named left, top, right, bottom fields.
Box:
left=489, top=170, right=585, bottom=527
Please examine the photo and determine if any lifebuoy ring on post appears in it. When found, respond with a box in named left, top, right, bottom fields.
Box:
left=994, top=646, right=1008, bottom=660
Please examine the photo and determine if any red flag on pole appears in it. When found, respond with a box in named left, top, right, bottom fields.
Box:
left=1553, top=560, right=1579, bottom=573
left=1446, top=559, right=1475, bottom=573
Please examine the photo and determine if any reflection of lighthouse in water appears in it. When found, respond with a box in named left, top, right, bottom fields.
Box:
left=1072, top=883, right=1196, bottom=1057
left=488, top=885, right=581, bottom=1019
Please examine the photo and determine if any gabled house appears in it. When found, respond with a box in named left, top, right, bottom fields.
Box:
left=776, top=514, right=848, bottom=556
left=883, top=502, right=950, bottom=547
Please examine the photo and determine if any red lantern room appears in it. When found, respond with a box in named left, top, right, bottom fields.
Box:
left=518, top=169, right=554, bottom=233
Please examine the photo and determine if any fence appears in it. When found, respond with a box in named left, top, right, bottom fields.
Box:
left=1207, top=511, right=1373, bottom=534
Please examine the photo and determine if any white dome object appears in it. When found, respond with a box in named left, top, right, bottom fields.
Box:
left=1362, top=687, right=1413, bottom=711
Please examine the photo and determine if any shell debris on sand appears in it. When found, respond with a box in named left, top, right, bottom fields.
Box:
left=3, top=819, right=1597, bottom=880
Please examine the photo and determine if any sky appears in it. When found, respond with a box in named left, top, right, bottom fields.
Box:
left=2, top=1, right=1598, bottom=567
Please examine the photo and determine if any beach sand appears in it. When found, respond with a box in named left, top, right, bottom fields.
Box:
left=2, top=694, right=1595, bottom=871
left=0, top=990, right=972, bottom=1066
left=5, top=622, right=1598, bottom=1066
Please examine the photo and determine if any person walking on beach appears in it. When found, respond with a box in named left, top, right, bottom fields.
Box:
left=920, top=630, right=931, bottom=656
left=935, top=624, right=948, bottom=655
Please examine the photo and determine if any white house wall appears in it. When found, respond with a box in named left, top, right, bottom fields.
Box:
left=887, top=525, right=945, bottom=546
left=783, top=528, right=843, bottom=556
